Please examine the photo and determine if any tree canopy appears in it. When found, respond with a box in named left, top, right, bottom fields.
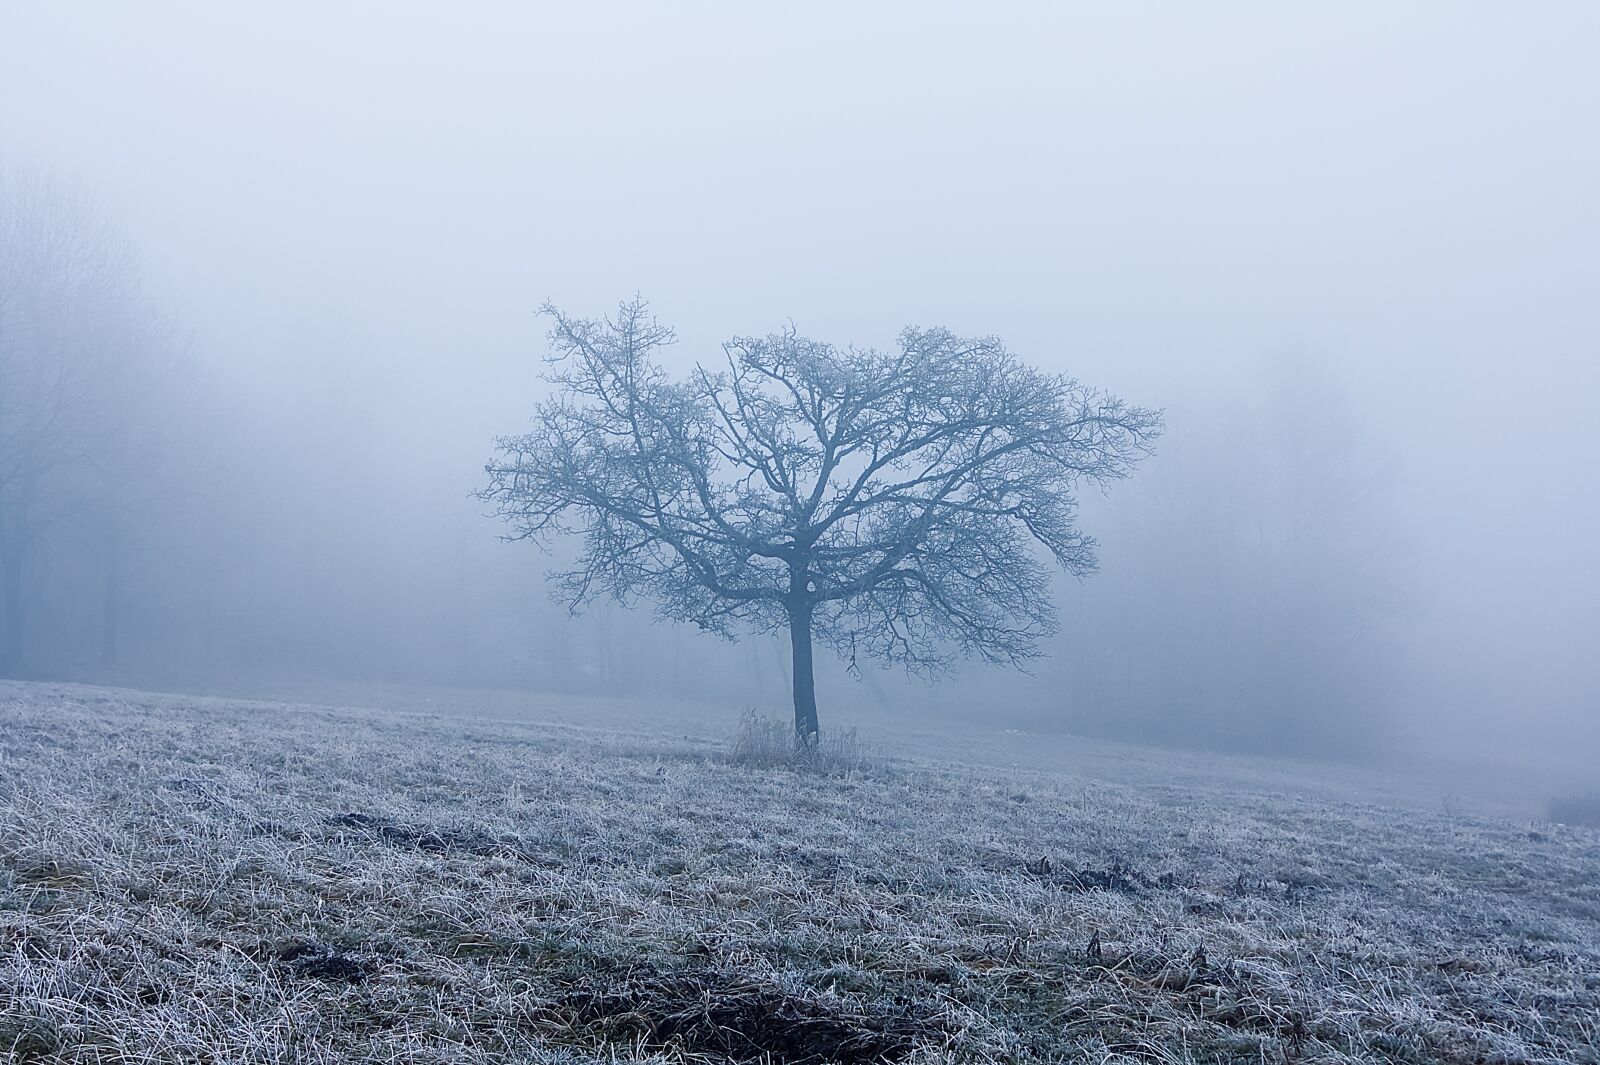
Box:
left=483, top=299, right=1161, bottom=739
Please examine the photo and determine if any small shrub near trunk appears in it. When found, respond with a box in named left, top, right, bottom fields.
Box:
left=727, top=709, right=872, bottom=775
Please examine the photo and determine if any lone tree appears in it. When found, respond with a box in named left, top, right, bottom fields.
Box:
left=483, top=300, right=1160, bottom=743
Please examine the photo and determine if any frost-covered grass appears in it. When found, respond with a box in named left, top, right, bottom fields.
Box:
left=726, top=710, right=875, bottom=776
left=1, top=680, right=1598, bottom=1064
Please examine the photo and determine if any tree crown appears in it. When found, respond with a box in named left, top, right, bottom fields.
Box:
left=483, top=299, right=1161, bottom=674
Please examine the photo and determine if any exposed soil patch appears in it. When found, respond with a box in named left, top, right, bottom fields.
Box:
left=325, top=811, right=508, bottom=856
left=1055, top=863, right=1148, bottom=894
left=541, top=968, right=937, bottom=1064
left=274, top=942, right=374, bottom=984
left=1025, top=856, right=1149, bottom=895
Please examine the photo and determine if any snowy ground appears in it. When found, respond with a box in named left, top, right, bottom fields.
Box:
left=2, top=679, right=1597, bottom=1063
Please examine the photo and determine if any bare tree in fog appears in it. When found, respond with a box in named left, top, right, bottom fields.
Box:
left=483, top=299, right=1161, bottom=742
left=0, top=168, right=184, bottom=675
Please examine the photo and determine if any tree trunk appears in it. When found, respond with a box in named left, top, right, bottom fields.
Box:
left=787, top=602, right=820, bottom=745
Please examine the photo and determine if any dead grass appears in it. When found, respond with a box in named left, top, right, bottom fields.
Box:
left=1, top=680, right=1598, bottom=1063
left=726, top=709, right=876, bottom=776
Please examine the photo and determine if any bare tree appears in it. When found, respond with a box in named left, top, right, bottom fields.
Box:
left=0, top=166, right=180, bottom=675
left=483, top=300, right=1161, bottom=742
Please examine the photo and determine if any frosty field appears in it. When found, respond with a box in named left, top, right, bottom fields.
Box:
left=2, top=680, right=1597, bottom=1064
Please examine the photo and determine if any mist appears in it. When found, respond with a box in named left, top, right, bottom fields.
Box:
left=3, top=3, right=1596, bottom=770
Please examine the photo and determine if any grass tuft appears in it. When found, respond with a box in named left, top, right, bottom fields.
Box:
left=725, top=708, right=874, bottom=775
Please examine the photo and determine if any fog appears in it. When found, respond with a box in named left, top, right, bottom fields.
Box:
left=2, top=4, right=1595, bottom=768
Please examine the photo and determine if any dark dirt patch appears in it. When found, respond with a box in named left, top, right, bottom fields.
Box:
left=1050, top=863, right=1148, bottom=895
left=540, top=968, right=937, bottom=1064
left=274, top=942, right=374, bottom=984
left=325, top=811, right=508, bottom=856
left=1017, top=855, right=1150, bottom=895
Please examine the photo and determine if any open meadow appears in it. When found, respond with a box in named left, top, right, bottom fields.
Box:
left=2, top=680, right=1597, bottom=1064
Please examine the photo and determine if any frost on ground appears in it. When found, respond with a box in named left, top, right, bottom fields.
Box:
left=1, top=681, right=1597, bottom=1064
